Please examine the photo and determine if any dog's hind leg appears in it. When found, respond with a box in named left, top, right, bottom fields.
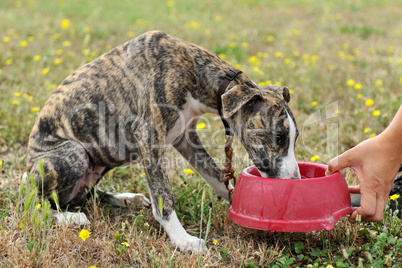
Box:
left=95, top=189, right=151, bottom=209
left=28, top=140, right=100, bottom=226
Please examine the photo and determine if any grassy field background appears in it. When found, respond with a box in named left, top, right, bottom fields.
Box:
left=1, top=0, right=402, bottom=267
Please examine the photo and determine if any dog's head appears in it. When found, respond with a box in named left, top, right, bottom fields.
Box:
left=221, top=84, right=300, bottom=179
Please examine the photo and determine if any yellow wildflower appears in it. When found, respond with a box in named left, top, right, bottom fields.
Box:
left=354, top=83, right=362, bottom=90
left=311, top=101, right=317, bottom=107
left=249, top=56, right=260, bottom=65
left=141, top=172, right=145, bottom=176
left=372, top=110, right=381, bottom=117
left=54, top=58, right=63, bottom=65
left=3, top=36, right=11, bottom=43
left=56, top=49, right=64, bottom=55
left=390, top=194, right=400, bottom=201
left=338, top=51, right=346, bottom=60
left=365, top=99, right=374, bottom=107
left=364, top=128, right=371, bottom=133
left=291, top=29, right=300, bottom=36
left=144, top=222, right=149, bottom=227
left=357, top=93, right=363, bottom=99
left=12, top=100, right=20, bottom=105
left=79, top=229, right=91, bottom=241
left=14, top=92, right=21, bottom=97
left=379, top=87, right=384, bottom=92
left=36, top=204, right=41, bottom=210
left=293, top=51, right=300, bottom=57
left=283, top=58, right=291, bottom=64
left=275, top=52, right=283, bottom=58
left=311, top=155, right=320, bottom=162
left=327, top=65, right=335, bottom=71
left=20, top=40, right=28, bottom=47
left=370, top=133, right=376, bottom=138
left=167, top=0, right=174, bottom=7
left=267, top=35, right=275, bottom=42
left=241, top=42, right=248, bottom=48
left=42, top=68, right=49, bottom=75
left=184, top=168, right=194, bottom=175
left=19, top=221, right=24, bottom=230
left=5, top=59, right=13, bottom=65
left=139, top=209, right=144, bottom=214
left=274, top=81, right=282, bottom=86
left=63, top=41, right=71, bottom=47
left=197, top=122, right=206, bottom=129
left=213, top=239, right=218, bottom=245
left=375, top=79, right=383, bottom=87
left=33, top=55, right=41, bottom=61
left=185, top=21, right=201, bottom=30
left=346, top=79, right=355, bottom=86
left=121, top=242, right=130, bottom=247
left=31, top=107, right=40, bottom=113
left=61, top=19, right=70, bottom=29
left=311, top=55, right=318, bottom=62
left=27, top=36, right=34, bottom=42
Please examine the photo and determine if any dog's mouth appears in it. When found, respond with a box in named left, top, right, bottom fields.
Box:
left=256, top=163, right=301, bottom=179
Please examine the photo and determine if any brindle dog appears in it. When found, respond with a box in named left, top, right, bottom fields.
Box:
left=27, top=31, right=300, bottom=253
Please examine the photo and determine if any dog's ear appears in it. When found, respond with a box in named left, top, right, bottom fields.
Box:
left=221, top=85, right=262, bottom=118
left=262, top=84, right=291, bottom=103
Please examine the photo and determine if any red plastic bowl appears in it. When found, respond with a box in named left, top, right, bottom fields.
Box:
left=229, top=162, right=353, bottom=232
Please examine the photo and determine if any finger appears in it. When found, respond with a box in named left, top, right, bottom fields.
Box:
left=348, top=185, right=361, bottom=194
left=325, top=150, right=353, bottom=176
left=362, top=195, right=387, bottom=222
left=348, top=210, right=359, bottom=223
left=355, top=188, right=377, bottom=221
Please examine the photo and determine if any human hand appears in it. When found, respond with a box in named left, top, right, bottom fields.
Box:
left=326, top=135, right=401, bottom=223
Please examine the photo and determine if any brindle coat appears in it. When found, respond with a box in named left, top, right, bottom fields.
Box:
left=27, top=31, right=299, bottom=252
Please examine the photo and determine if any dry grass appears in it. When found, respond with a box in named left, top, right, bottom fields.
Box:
left=1, top=0, right=402, bottom=267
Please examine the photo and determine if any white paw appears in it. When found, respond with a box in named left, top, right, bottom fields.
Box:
left=109, top=193, right=151, bottom=209
left=173, top=235, right=206, bottom=254
left=52, top=211, right=90, bottom=227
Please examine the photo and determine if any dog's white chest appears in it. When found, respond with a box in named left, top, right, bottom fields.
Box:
left=165, top=92, right=215, bottom=145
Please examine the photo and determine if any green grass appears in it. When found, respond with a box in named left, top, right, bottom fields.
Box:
left=1, top=0, right=402, bottom=267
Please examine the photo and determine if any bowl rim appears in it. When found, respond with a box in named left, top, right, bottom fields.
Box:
left=242, top=162, right=341, bottom=181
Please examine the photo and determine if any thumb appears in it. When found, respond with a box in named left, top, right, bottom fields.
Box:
left=325, top=150, right=354, bottom=176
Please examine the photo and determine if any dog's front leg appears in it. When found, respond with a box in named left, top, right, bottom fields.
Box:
left=173, top=122, right=232, bottom=201
left=140, top=145, right=206, bottom=254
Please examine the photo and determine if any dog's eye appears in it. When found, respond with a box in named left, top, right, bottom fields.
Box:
left=275, top=134, right=284, bottom=145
